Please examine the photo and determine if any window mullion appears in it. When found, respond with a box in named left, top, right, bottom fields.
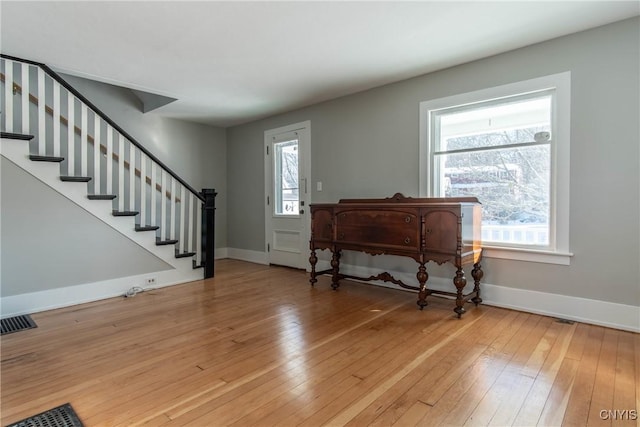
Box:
left=434, top=139, right=551, bottom=156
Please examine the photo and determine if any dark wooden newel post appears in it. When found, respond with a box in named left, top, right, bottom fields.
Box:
left=201, top=188, right=217, bottom=279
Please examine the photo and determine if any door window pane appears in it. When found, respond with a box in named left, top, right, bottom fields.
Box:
left=274, top=139, right=299, bottom=215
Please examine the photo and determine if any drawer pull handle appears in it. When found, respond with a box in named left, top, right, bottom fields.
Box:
left=405, top=216, right=411, bottom=223
left=339, top=233, right=345, bottom=239
left=404, top=237, right=411, bottom=244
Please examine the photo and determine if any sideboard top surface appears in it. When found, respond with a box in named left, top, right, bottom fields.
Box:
left=311, top=193, right=481, bottom=208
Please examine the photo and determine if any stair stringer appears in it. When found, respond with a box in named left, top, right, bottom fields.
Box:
left=1, top=137, right=202, bottom=315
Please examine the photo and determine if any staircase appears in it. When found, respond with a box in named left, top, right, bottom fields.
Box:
left=1, top=55, right=216, bottom=315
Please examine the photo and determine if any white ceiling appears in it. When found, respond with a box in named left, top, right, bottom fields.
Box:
left=1, top=1, right=638, bottom=127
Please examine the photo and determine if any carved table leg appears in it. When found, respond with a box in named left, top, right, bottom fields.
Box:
left=330, top=250, right=342, bottom=290
left=309, top=249, right=318, bottom=287
left=471, top=262, right=483, bottom=306
left=416, top=263, right=428, bottom=310
left=453, top=268, right=467, bottom=318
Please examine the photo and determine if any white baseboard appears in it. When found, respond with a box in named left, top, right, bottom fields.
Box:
left=7, top=248, right=638, bottom=333
left=314, top=260, right=640, bottom=332
left=1, top=268, right=202, bottom=319
left=2, top=249, right=227, bottom=318
left=226, top=248, right=268, bottom=265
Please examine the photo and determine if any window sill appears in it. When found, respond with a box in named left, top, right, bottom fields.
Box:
left=482, top=245, right=573, bottom=265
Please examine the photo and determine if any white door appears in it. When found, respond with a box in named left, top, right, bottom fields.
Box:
left=265, top=121, right=311, bottom=269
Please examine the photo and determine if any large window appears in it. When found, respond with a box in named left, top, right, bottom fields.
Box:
left=433, top=92, right=553, bottom=246
left=420, top=73, right=572, bottom=264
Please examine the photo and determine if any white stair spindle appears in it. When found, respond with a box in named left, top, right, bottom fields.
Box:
left=170, top=178, right=176, bottom=240
left=53, top=81, right=61, bottom=157
left=160, top=170, right=167, bottom=241
left=196, top=200, right=202, bottom=266
left=21, top=63, right=29, bottom=134
left=106, top=126, right=113, bottom=195
left=4, top=60, right=13, bottom=133
left=179, top=186, right=186, bottom=254
left=129, top=142, right=135, bottom=212
left=140, top=152, right=146, bottom=227
left=93, top=114, right=101, bottom=194
left=80, top=103, right=88, bottom=176
left=37, top=68, right=45, bottom=155
left=118, top=134, right=125, bottom=212
left=188, top=192, right=194, bottom=255
left=150, top=162, right=157, bottom=226
left=67, top=93, right=75, bottom=175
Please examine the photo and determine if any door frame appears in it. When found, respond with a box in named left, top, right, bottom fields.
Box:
left=264, top=120, right=311, bottom=269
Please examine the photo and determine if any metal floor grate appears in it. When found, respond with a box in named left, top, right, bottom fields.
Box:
left=1, top=315, right=37, bottom=335
left=6, top=403, right=83, bottom=427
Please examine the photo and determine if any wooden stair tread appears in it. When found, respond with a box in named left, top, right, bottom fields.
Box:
left=112, top=210, right=139, bottom=217
left=1, top=132, right=34, bottom=140
left=175, top=251, right=196, bottom=258
left=88, top=194, right=117, bottom=200
left=60, top=176, right=91, bottom=182
left=156, top=239, right=178, bottom=246
left=135, top=225, right=160, bottom=232
left=29, top=155, right=64, bottom=162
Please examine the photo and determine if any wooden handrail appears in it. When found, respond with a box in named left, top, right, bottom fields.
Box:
left=1, top=71, right=181, bottom=203
left=1, top=54, right=203, bottom=203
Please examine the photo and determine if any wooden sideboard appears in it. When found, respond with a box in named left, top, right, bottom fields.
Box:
left=309, top=193, right=483, bottom=317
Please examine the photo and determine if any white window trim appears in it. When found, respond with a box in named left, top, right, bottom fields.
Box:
left=419, top=72, right=573, bottom=265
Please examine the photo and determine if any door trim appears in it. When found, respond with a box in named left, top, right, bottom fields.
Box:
left=264, top=120, right=311, bottom=269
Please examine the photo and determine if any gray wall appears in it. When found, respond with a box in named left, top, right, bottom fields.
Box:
left=59, top=74, right=228, bottom=249
left=226, top=18, right=640, bottom=306
left=0, top=157, right=172, bottom=296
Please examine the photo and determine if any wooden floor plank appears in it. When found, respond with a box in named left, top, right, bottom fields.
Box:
left=537, top=323, right=592, bottom=427
left=585, top=328, right=619, bottom=427
left=390, top=400, right=432, bottom=426
left=612, top=331, right=637, bottom=426
left=562, top=325, right=605, bottom=426
left=1, top=260, right=638, bottom=427
left=325, top=311, right=485, bottom=426
left=636, top=333, right=640, bottom=427
left=368, top=310, right=526, bottom=427
left=427, top=315, right=553, bottom=427
left=511, top=319, right=577, bottom=426
left=486, top=320, right=568, bottom=426
left=186, top=308, right=417, bottom=426
left=228, top=307, right=445, bottom=427
left=260, top=308, right=464, bottom=425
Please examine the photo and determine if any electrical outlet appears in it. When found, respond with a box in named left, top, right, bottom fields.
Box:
left=146, top=277, right=156, bottom=285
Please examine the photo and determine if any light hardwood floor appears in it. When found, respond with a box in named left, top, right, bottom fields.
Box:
left=1, top=259, right=638, bottom=426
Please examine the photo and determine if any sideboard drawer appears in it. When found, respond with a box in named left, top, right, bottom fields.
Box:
left=335, top=209, right=420, bottom=250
